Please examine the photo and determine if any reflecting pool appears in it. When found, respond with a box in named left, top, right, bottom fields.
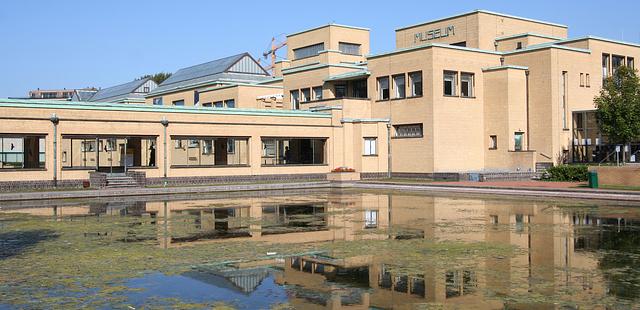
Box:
left=1, top=189, right=639, bottom=309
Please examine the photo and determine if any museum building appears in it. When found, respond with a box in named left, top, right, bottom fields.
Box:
left=1, top=10, right=639, bottom=189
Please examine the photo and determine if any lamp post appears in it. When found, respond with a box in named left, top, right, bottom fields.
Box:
left=50, top=114, right=59, bottom=186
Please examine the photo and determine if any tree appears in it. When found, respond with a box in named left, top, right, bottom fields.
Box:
left=139, top=72, right=172, bottom=85
left=594, top=65, right=640, bottom=161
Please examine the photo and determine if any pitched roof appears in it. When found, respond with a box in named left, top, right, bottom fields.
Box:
left=148, top=53, right=270, bottom=96
left=73, top=89, right=98, bottom=101
left=89, top=78, right=153, bottom=102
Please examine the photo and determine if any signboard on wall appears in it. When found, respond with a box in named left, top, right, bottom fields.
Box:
left=414, top=26, right=455, bottom=43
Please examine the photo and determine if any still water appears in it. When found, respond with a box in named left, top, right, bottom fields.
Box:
left=1, top=189, right=639, bottom=309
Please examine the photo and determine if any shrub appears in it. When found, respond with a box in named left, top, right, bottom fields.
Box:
left=544, top=165, right=588, bottom=182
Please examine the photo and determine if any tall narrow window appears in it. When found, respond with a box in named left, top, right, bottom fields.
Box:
left=290, top=90, right=300, bottom=109
left=580, top=73, right=584, bottom=87
left=514, top=132, right=524, bottom=151
left=628, top=57, right=635, bottom=69
left=602, top=54, right=610, bottom=84
left=352, top=80, right=367, bottom=98
left=443, top=71, right=457, bottom=96
left=612, top=55, right=624, bottom=74
left=460, top=73, right=474, bottom=97
left=194, top=91, right=199, bottom=105
left=313, top=86, right=323, bottom=100
left=489, top=135, right=497, bottom=150
left=516, top=42, right=523, bottom=50
left=301, top=88, right=311, bottom=102
left=409, top=71, right=423, bottom=97
left=562, top=71, right=568, bottom=129
left=393, top=74, right=406, bottom=99
left=586, top=74, right=591, bottom=87
left=377, top=77, right=390, bottom=100
left=363, top=137, right=377, bottom=155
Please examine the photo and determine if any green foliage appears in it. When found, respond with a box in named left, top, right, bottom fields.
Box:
left=139, top=72, right=172, bottom=85
left=595, top=66, right=640, bottom=145
left=545, top=164, right=588, bottom=181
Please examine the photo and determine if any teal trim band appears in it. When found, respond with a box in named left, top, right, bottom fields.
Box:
left=504, top=43, right=591, bottom=55
left=395, top=9, right=567, bottom=31
left=281, top=63, right=366, bottom=75
left=324, top=70, right=370, bottom=82
left=367, top=43, right=502, bottom=59
left=287, top=23, right=369, bottom=38
left=495, top=32, right=564, bottom=41
left=341, top=118, right=390, bottom=123
left=554, top=36, right=640, bottom=48
left=0, top=99, right=331, bottom=118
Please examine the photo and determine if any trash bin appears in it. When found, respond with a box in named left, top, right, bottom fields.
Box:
left=588, top=171, right=599, bottom=188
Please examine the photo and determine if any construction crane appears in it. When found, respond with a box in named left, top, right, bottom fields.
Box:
left=262, top=37, right=287, bottom=75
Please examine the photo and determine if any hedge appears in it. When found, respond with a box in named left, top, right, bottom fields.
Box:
left=544, top=165, right=589, bottom=182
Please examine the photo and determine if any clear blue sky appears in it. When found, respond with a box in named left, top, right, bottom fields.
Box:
left=1, top=0, right=639, bottom=97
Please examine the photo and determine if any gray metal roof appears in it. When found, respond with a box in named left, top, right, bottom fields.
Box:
left=89, top=78, right=152, bottom=102
left=72, top=90, right=98, bottom=101
left=149, top=53, right=270, bottom=96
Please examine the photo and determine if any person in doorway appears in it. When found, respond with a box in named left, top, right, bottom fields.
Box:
left=149, top=144, right=156, bottom=167
left=284, top=146, right=291, bottom=164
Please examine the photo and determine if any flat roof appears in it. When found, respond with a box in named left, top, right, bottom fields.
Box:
left=495, top=32, right=564, bottom=41
left=0, top=98, right=331, bottom=118
left=554, top=35, right=640, bottom=48
left=395, top=9, right=568, bottom=32
left=287, top=23, right=369, bottom=38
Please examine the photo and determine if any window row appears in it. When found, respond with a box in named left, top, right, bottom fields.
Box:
left=443, top=71, right=474, bottom=97
left=172, top=137, right=247, bottom=167
left=602, top=53, right=635, bottom=83
left=0, top=135, right=45, bottom=169
left=376, top=71, right=422, bottom=100
left=579, top=73, right=591, bottom=88
left=487, top=132, right=525, bottom=151
left=293, top=43, right=325, bottom=59
left=290, top=86, right=323, bottom=109
left=151, top=97, right=236, bottom=108
left=61, top=136, right=156, bottom=170
left=394, top=124, right=423, bottom=138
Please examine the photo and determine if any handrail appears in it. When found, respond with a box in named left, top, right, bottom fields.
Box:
left=599, top=149, right=619, bottom=165
left=539, top=152, right=552, bottom=160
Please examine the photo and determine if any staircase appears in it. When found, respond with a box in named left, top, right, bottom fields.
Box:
left=106, top=173, right=139, bottom=188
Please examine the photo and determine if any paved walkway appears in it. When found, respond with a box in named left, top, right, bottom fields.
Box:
left=430, top=180, right=585, bottom=189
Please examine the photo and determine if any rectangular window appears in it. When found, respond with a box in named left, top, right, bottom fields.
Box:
left=460, top=73, right=474, bottom=97
left=61, top=136, right=156, bottom=169
left=628, top=57, right=635, bottom=69
left=612, top=55, right=624, bottom=74
left=335, top=84, right=347, bottom=98
left=290, top=90, right=300, bottom=109
left=580, top=73, right=584, bottom=87
left=394, top=124, right=423, bottom=138
left=143, top=86, right=150, bottom=93
left=377, top=77, right=389, bottom=100
left=363, top=137, right=377, bottom=156
left=172, top=100, right=185, bottom=106
left=313, top=86, right=323, bottom=100
left=202, top=102, right=212, bottom=107
left=352, top=80, right=368, bottom=98
left=171, top=137, right=249, bottom=167
left=409, top=71, right=423, bottom=97
left=214, top=101, right=223, bottom=108
left=301, top=88, right=311, bottom=102
left=364, top=210, right=378, bottom=228
left=0, top=135, right=45, bottom=169
left=224, top=99, right=235, bottom=108
left=338, top=42, right=361, bottom=55
left=260, top=138, right=327, bottom=166
left=516, top=42, right=523, bottom=50
left=489, top=135, right=497, bottom=150
left=443, top=71, right=457, bottom=96
left=514, top=132, right=524, bottom=151
left=602, top=53, right=610, bottom=83
left=293, top=43, right=324, bottom=59
left=393, top=74, right=406, bottom=99
left=194, top=91, right=199, bottom=105
left=153, top=97, right=163, bottom=105
left=586, top=73, right=590, bottom=87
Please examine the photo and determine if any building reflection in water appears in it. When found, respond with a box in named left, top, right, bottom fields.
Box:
left=3, top=191, right=639, bottom=309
